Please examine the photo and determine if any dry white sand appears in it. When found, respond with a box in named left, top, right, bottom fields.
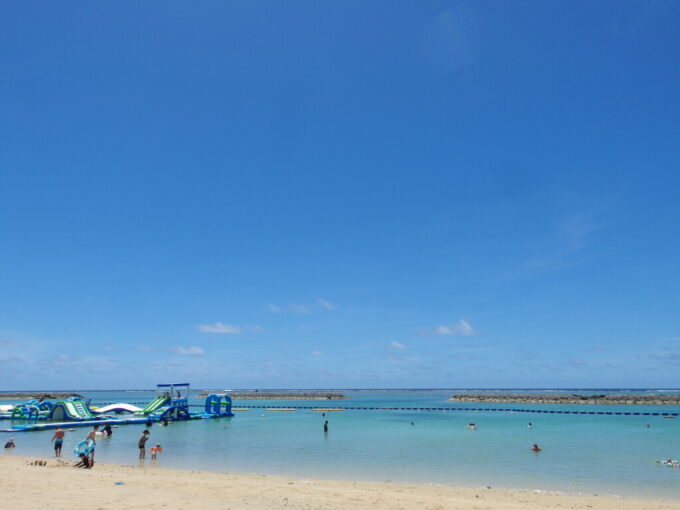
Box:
left=1, top=454, right=679, bottom=510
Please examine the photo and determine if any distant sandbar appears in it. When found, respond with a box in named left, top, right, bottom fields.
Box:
left=0, top=392, right=84, bottom=400
left=449, top=393, right=680, bottom=405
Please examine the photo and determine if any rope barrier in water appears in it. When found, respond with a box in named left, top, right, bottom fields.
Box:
left=90, top=403, right=679, bottom=417
left=202, top=405, right=679, bottom=416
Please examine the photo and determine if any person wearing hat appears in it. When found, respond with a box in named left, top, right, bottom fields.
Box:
left=138, top=429, right=150, bottom=459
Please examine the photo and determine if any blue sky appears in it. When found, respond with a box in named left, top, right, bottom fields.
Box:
left=1, top=1, right=679, bottom=389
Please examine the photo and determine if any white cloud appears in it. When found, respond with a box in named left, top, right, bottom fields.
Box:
left=390, top=341, right=406, bottom=350
left=171, top=346, right=205, bottom=356
left=433, top=319, right=476, bottom=336
left=246, top=325, right=264, bottom=332
left=137, top=345, right=153, bottom=352
left=317, top=298, right=337, bottom=310
left=267, top=301, right=331, bottom=314
left=197, top=322, right=241, bottom=334
left=312, top=350, right=322, bottom=356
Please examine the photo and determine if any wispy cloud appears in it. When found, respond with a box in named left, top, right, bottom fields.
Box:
left=289, top=303, right=311, bottom=314
left=432, top=319, right=476, bottom=336
left=317, top=298, right=337, bottom=310
left=197, top=322, right=241, bottom=334
left=512, top=213, right=603, bottom=277
left=561, top=215, right=601, bottom=251
left=267, top=299, right=337, bottom=314
left=312, top=350, right=322, bottom=356
left=389, top=341, right=406, bottom=350
left=266, top=303, right=311, bottom=314
left=171, top=346, right=205, bottom=356
left=137, top=345, right=153, bottom=352
left=197, top=322, right=263, bottom=334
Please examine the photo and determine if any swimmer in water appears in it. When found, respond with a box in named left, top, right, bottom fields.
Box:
left=531, top=443, right=541, bottom=452
left=528, top=422, right=533, bottom=428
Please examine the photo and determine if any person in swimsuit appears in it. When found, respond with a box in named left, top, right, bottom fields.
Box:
left=138, top=430, right=150, bottom=459
left=4, top=437, right=15, bottom=448
left=86, top=425, right=99, bottom=461
left=102, top=424, right=113, bottom=437
left=531, top=443, right=542, bottom=452
left=51, top=427, right=65, bottom=457
left=150, top=443, right=162, bottom=460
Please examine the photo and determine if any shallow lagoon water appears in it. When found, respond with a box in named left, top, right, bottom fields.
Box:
left=2, top=389, right=680, bottom=498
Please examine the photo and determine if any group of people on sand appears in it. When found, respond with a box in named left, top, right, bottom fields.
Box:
left=2, top=422, right=153, bottom=468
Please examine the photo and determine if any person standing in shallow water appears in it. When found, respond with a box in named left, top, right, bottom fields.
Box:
left=51, top=427, right=65, bottom=457
left=138, top=429, right=150, bottom=459
left=323, top=420, right=328, bottom=433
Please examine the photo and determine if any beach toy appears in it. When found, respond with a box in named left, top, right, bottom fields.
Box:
left=74, top=439, right=95, bottom=457
left=114, top=482, right=125, bottom=485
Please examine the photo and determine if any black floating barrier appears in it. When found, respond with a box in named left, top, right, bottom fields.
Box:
left=106, top=403, right=680, bottom=419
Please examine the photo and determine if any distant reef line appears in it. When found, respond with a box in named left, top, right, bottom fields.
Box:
left=0, top=392, right=85, bottom=400
left=199, top=391, right=348, bottom=400
left=449, top=394, right=680, bottom=405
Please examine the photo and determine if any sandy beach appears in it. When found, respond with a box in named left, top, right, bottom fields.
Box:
left=1, top=455, right=678, bottom=510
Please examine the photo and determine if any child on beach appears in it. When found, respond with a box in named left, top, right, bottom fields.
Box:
left=4, top=437, right=15, bottom=448
left=74, top=453, right=93, bottom=468
left=51, top=427, right=65, bottom=457
left=150, top=444, right=162, bottom=460
left=138, top=429, right=150, bottom=459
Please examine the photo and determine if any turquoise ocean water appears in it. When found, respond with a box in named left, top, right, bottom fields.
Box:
left=2, top=389, right=680, bottom=498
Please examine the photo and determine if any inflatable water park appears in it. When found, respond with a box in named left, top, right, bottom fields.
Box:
left=0, top=383, right=233, bottom=433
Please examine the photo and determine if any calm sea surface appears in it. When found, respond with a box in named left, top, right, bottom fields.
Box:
left=2, top=389, right=680, bottom=498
